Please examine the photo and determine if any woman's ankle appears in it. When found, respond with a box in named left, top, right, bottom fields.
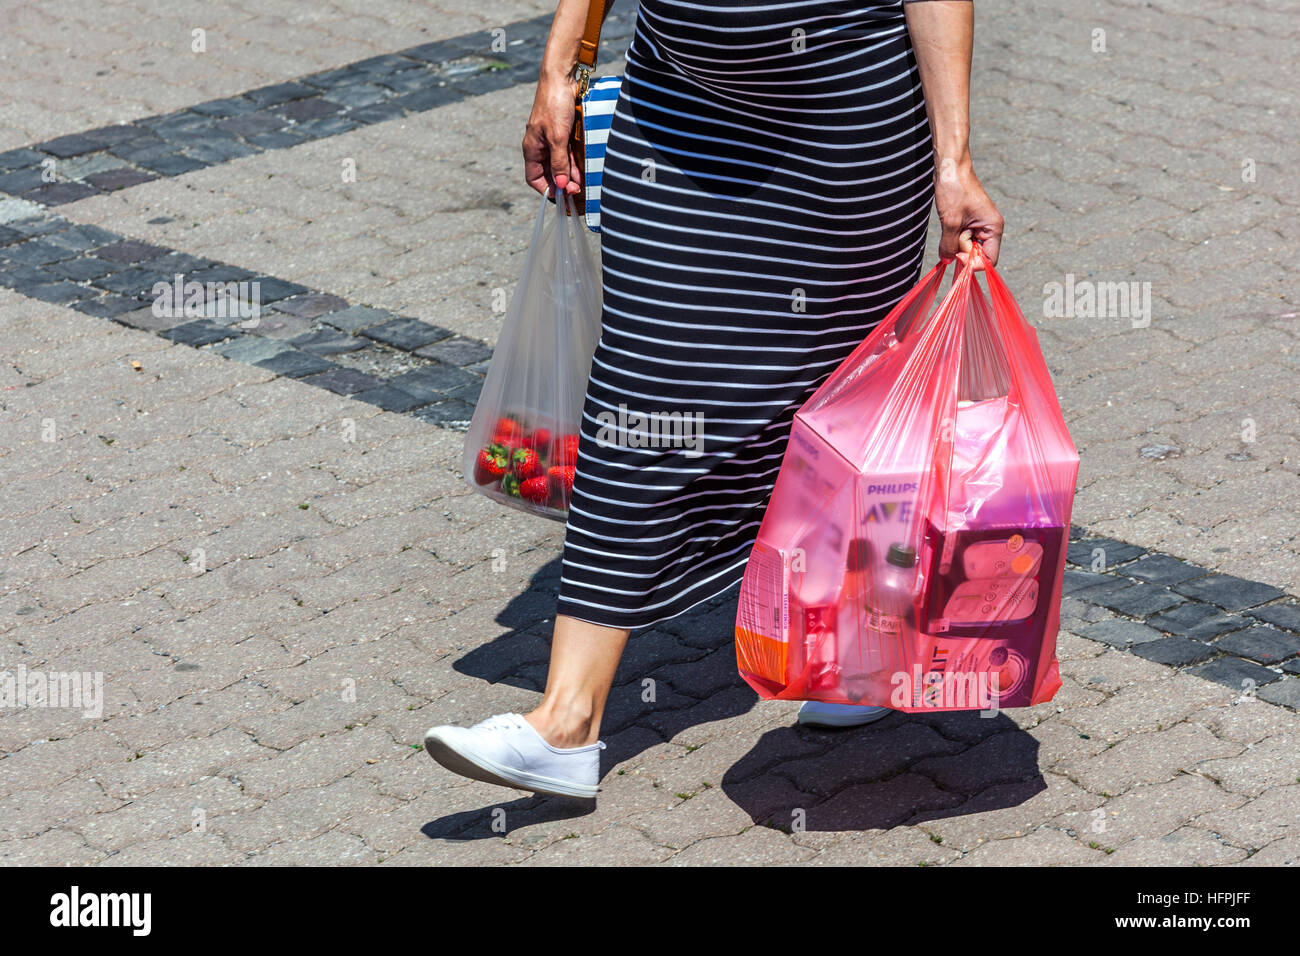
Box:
left=525, top=700, right=599, bottom=748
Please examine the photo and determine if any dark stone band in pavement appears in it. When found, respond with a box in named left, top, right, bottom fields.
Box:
left=0, top=211, right=486, bottom=428
left=0, top=6, right=640, bottom=205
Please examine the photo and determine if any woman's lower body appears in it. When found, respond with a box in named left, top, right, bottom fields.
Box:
left=557, top=0, right=935, bottom=629
left=426, top=0, right=935, bottom=797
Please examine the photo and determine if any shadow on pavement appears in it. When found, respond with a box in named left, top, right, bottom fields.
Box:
left=429, top=557, right=1045, bottom=836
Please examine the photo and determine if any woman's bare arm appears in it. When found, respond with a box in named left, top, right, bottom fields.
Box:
left=904, top=0, right=1004, bottom=265
left=523, top=0, right=591, bottom=198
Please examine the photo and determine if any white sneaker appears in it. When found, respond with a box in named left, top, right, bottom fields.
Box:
left=797, top=702, right=894, bottom=728
left=423, top=713, right=604, bottom=799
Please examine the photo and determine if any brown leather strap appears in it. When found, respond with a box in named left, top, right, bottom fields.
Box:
left=576, top=0, right=612, bottom=71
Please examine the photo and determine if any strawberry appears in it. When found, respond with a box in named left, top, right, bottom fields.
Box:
left=520, top=476, right=550, bottom=504
left=500, top=473, right=521, bottom=497
left=473, top=444, right=508, bottom=484
left=525, top=427, right=553, bottom=453
left=553, top=433, right=580, bottom=466
left=511, top=447, right=542, bottom=480
left=491, top=417, right=524, bottom=448
left=548, top=465, right=575, bottom=506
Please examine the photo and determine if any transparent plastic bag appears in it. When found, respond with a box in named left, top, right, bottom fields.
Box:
left=463, top=192, right=602, bottom=520
left=736, top=245, right=1080, bottom=711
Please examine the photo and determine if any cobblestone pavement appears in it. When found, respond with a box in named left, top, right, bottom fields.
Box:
left=1, top=0, right=1297, bottom=865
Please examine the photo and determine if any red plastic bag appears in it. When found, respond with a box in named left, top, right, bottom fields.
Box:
left=736, top=246, right=1079, bottom=712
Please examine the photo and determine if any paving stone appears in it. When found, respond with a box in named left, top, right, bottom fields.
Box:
left=253, top=312, right=315, bottom=340
left=1246, top=602, right=1300, bottom=634
left=25, top=280, right=95, bottom=304
left=247, top=276, right=309, bottom=303
left=92, top=267, right=166, bottom=298
left=73, top=295, right=146, bottom=319
left=1212, top=626, right=1300, bottom=665
left=320, top=304, right=393, bottom=332
left=1129, top=636, right=1217, bottom=666
left=44, top=228, right=111, bottom=254
left=1066, top=537, right=1146, bottom=570
left=61, top=223, right=119, bottom=248
left=320, top=84, right=392, bottom=109
left=1124, top=554, right=1209, bottom=587
left=353, top=385, right=431, bottom=413
left=137, top=251, right=216, bottom=276
left=0, top=167, right=47, bottom=193
left=1283, top=659, right=1300, bottom=677
left=444, top=378, right=483, bottom=405
left=413, top=335, right=495, bottom=366
left=183, top=140, right=261, bottom=165
left=188, top=96, right=258, bottom=117
left=1188, top=656, right=1281, bottom=692
left=298, top=367, right=386, bottom=396
left=5, top=238, right=76, bottom=265
left=253, top=349, right=336, bottom=378
left=1192, top=785, right=1300, bottom=850
left=273, top=293, right=350, bottom=319
left=94, top=239, right=169, bottom=264
left=0, top=225, right=23, bottom=245
left=392, top=85, right=463, bottom=112
left=164, top=320, right=238, bottom=347
left=1061, top=569, right=1126, bottom=598
left=39, top=133, right=109, bottom=157
left=190, top=264, right=256, bottom=283
left=113, top=305, right=188, bottom=331
left=1147, top=602, right=1254, bottom=641
left=289, top=328, right=367, bottom=355
left=1172, top=573, right=1288, bottom=612
left=212, top=335, right=295, bottom=365
left=275, top=98, right=343, bottom=123
left=392, top=363, right=481, bottom=396
left=137, top=154, right=209, bottom=176
left=0, top=147, right=46, bottom=170
left=5, top=216, right=63, bottom=236
left=82, top=167, right=158, bottom=191
left=217, top=113, right=285, bottom=137
left=246, top=130, right=310, bottom=150
left=25, top=182, right=101, bottom=205
left=412, top=400, right=476, bottom=426
left=347, top=102, right=409, bottom=126
left=1087, top=581, right=1186, bottom=618
left=1077, top=619, right=1166, bottom=648
left=1257, top=677, right=1300, bottom=709
left=362, top=317, right=454, bottom=350
left=244, top=82, right=318, bottom=107
left=293, top=116, right=359, bottom=138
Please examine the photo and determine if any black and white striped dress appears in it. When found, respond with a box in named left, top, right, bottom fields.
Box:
left=557, top=0, right=935, bottom=630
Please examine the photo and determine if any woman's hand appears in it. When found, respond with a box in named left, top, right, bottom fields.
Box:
left=523, top=73, right=583, bottom=199
left=903, top=1, right=1003, bottom=267
left=934, top=156, right=1004, bottom=266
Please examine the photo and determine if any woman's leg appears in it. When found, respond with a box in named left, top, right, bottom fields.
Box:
left=524, top=614, right=630, bottom=747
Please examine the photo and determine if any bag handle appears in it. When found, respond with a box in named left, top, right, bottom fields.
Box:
left=576, top=0, right=613, bottom=80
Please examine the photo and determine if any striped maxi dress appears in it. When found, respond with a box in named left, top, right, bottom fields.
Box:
left=556, top=0, right=936, bottom=630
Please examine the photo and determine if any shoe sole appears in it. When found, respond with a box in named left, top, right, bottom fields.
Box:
left=797, top=708, right=895, bottom=728
left=423, top=728, right=598, bottom=800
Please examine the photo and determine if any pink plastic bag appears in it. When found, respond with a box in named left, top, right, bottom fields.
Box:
left=735, top=246, right=1079, bottom=712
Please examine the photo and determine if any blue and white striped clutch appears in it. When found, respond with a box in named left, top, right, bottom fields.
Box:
left=581, top=75, right=623, bottom=233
